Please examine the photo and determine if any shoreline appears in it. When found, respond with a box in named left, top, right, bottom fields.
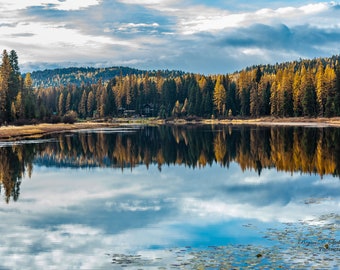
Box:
left=0, top=122, right=119, bottom=141
left=166, top=116, right=340, bottom=127
left=218, top=117, right=340, bottom=127
left=1, top=117, right=340, bottom=141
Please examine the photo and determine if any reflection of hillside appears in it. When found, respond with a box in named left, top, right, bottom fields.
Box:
left=33, top=126, right=340, bottom=178
left=1, top=125, right=340, bottom=202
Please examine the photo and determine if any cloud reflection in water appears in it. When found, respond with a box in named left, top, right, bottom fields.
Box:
left=0, top=161, right=339, bottom=268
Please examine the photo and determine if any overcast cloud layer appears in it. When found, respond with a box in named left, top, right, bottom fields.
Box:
left=0, top=0, right=339, bottom=73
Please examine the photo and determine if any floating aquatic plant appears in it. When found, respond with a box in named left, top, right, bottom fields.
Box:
left=108, top=213, right=339, bottom=269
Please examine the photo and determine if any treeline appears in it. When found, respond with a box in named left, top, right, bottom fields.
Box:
left=1, top=49, right=340, bottom=125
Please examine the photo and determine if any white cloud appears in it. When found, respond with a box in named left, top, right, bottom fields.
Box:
left=116, top=0, right=181, bottom=12
left=0, top=21, right=136, bottom=64
left=179, top=12, right=245, bottom=35
left=0, top=0, right=101, bottom=11
left=298, top=2, right=329, bottom=14
left=0, top=223, right=112, bottom=269
left=0, top=0, right=43, bottom=11
left=177, top=2, right=335, bottom=35
left=179, top=197, right=339, bottom=223
left=54, top=0, right=101, bottom=11
left=115, top=22, right=160, bottom=33
left=241, top=48, right=268, bottom=57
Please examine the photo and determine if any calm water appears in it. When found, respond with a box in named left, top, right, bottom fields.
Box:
left=0, top=125, right=339, bottom=269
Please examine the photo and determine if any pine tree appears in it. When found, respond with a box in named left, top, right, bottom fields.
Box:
left=194, top=85, right=203, bottom=116
left=0, top=74, right=5, bottom=124
left=250, top=68, right=265, bottom=117
left=114, top=74, right=124, bottom=109
left=281, top=67, right=294, bottom=116
left=202, top=77, right=214, bottom=117
left=324, top=65, right=336, bottom=116
left=213, top=75, right=226, bottom=116
left=334, top=64, right=340, bottom=116
left=79, top=90, right=87, bottom=118
left=98, top=90, right=107, bottom=118
left=10, top=101, right=16, bottom=120
left=181, top=98, right=188, bottom=116
left=302, top=69, right=317, bottom=117
left=87, top=91, right=94, bottom=117
left=316, top=63, right=326, bottom=116
left=24, top=72, right=32, bottom=90
left=275, top=69, right=284, bottom=116
left=0, top=50, right=11, bottom=123
left=15, top=91, right=24, bottom=119
left=8, top=50, right=20, bottom=117
left=250, top=81, right=260, bottom=117
left=123, top=75, right=131, bottom=107
left=259, top=76, right=271, bottom=115
left=23, top=73, right=37, bottom=119
left=65, top=92, right=71, bottom=112
left=293, top=71, right=302, bottom=116
left=105, top=80, right=117, bottom=116
left=172, top=100, right=181, bottom=117
left=270, top=81, right=278, bottom=116
left=162, top=78, right=177, bottom=116
left=58, top=92, right=65, bottom=116
left=255, top=66, right=262, bottom=84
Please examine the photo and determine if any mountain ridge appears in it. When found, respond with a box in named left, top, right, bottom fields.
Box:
left=30, top=66, right=187, bottom=88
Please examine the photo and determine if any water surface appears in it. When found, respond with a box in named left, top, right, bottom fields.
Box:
left=0, top=125, right=339, bottom=269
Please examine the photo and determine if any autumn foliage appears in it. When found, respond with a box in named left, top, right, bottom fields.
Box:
left=1, top=50, right=340, bottom=124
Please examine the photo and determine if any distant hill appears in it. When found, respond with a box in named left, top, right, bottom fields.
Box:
left=30, top=55, right=340, bottom=89
left=237, top=55, right=340, bottom=74
left=30, top=66, right=187, bottom=88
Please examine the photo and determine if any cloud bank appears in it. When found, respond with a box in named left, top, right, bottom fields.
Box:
left=0, top=0, right=339, bottom=73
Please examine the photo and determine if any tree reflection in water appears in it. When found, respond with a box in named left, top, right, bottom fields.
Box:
left=1, top=125, right=340, bottom=203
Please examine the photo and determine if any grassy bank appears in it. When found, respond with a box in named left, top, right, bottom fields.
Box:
left=1, top=117, right=340, bottom=141
left=0, top=122, right=118, bottom=141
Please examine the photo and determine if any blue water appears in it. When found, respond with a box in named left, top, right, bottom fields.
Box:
left=0, top=127, right=339, bottom=269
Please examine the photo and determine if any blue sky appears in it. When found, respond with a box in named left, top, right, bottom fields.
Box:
left=0, top=0, right=339, bottom=73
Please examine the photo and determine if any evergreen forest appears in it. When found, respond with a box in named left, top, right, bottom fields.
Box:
left=1, top=49, right=340, bottom=125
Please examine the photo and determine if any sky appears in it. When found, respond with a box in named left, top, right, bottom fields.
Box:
left=0, top=0, right=340, bottom=74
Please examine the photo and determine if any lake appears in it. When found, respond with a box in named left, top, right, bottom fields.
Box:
left=0, top=125, right=339, bottom=269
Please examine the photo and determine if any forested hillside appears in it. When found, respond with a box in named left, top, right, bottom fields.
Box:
left=1, top=49, right=340, bottom=125
left=30, top=67, right=186, bottom=88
